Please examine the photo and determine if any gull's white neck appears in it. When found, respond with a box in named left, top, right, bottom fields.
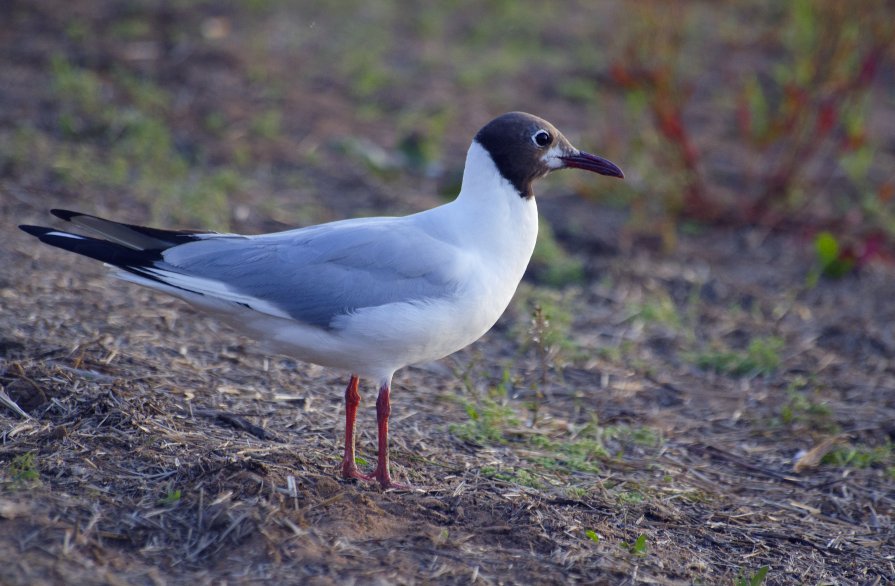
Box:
left=427, top=140, right=539, bottom=286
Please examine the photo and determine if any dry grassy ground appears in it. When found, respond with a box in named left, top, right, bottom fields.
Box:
left=2, top=2, right=895, bottom=584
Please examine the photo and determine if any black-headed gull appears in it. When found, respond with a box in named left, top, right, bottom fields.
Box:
left=20, top=112, right=623, bottom=489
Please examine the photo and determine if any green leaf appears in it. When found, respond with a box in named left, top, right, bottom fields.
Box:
left=814, top=232, right=839, bottom=265
left=632, top=533, right=648, bottom=554
left=750, top=566, right=770, bottom=586
left=621, top=533, right=648, bottom=555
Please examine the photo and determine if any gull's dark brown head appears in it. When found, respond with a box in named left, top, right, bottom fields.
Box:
left=474, top=111, right=623, bottom=199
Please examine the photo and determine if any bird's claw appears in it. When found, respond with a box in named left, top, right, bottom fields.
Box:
left=341, top=461, right=375, bottom=483
left=341, top=461, right=410, bottom=490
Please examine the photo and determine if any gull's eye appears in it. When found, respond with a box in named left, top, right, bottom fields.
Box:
left=532, top=129, right=551, bottom=147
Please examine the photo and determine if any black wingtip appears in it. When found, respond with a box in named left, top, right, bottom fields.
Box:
left=50, top=209, right=80, bottom=222
left=19, top=224, right=53, bottom=238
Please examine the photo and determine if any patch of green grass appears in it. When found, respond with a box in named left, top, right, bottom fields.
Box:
left=480, top=465, right=542, bottom=489
left=584, top=529, right=601, bottom=543
left=50, top=143, right=128, bottom=189
left=529, top=434, right=607, bottom=474
left=460, top=412, right=662, bottom=485
left=821, top=441, right=894, bottom=470
left=158, top=489, right=182, bottom=506
left=449, top=380, right=521, bottom=446
left=50, top=55, right=107, bottom=134
left=566, top=486, right=588, bottom=499
left=250, top=108, right=283, bottom=140
left=625, top=425, right=663, bottom=447
left=528, top=422, right=663, bottom=477
left=779, top=393, right=834, bottom=428
left=597, top=339, right=636, bottom=364
left=600, top=422, right=664, bottom=449
left=688, top=336, right=784, bottom=377
left=7, top=452, right=40, bottom=485
left=627, top=293, right=682, bottom=329
left=777, top=379, right=838, bottom=432
left=41, top=57, right=239, bottom=230
left=615, top=490, right=645, bottom=505
left=116, top=69, right=171, bottom=113
left=174, top=168, right=242, bottom=231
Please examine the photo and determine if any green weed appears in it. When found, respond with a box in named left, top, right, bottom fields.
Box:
left=529, top=434, right=606, bottom=474
left=615, top=490, right=645, bottom=506
left=821, top=441, right=894, bottom=470
left=625, top=425, right=663, bottom=448
left=735, top=565, right=769, bottom=586
left=6, top=452, right=40, bottom=486
left=450, top=367, right=662, bottom=482
left=807, top=232, right=856, bottom=286
left=688, top=336, right=784, bottom=377
left=778, top=379, right=838, bottom=432
left=510, top=286, right=580, bottom=423
left=158, top=489, right=182, bottom=506
left=627, top=292, right=682, bottom=329
left=513, top=286, right=576, bottom=363
left=467, top=335, right=661, bottom=489
left=480, top=465, right=542, bottom=489
left=450, top=375, right=520, bottom=445
left=621, top=533, right=648, bottom=556
left=566, top=486, right=588, bottom=499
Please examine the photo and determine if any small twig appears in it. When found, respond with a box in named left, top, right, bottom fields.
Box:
left=50, top=362, right=117, bottom=383
left=0, top=387, right=32, bottom=420
left=193, top=408, right=270, bottom=440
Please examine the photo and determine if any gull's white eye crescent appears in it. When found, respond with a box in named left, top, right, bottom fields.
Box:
left=531, top=129, right=551, bottom=147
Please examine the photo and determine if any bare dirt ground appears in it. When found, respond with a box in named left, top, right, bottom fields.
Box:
left=2, top=2, right=894, bottom=584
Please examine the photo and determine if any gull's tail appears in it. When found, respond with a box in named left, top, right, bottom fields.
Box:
left=18, top=209, right=218, bottom=290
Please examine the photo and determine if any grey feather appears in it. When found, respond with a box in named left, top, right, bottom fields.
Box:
left=161, top=217, right=468, bottom=328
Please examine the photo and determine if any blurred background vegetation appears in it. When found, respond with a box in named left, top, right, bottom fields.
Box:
left=3, top=0, right=894, bottom=280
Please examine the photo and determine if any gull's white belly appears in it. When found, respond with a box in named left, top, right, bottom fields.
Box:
left=251, top=279, right=511, bottom=380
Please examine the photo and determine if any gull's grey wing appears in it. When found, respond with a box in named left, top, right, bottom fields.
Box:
left=160, top=218, right=468, bottom=328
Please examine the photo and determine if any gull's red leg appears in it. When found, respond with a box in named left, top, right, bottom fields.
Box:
left=340, top=375, right=373, bottom=481
left=372, top=382, right=410, bottom=489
